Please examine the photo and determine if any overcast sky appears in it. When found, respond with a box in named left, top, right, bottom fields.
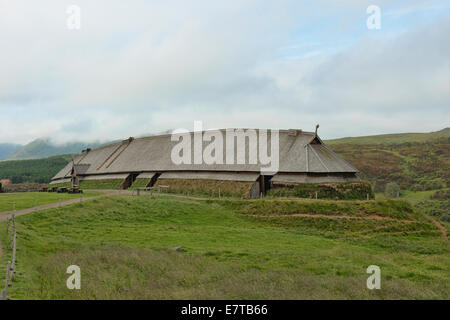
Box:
left=1, top=0, right=449, bottom=144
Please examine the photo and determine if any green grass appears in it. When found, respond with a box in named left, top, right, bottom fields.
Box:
left=79, top=179, right=124, bottom=190
left=0, top=194, right=448, bottom=299
left=51, top=179, right=126, bottom=190
left=376, top=189, right=450, bottom=224
left=129, top=178, right=150, bottom=190
left=0, top=191, right=99, bottom=212
left=154, top=179, right=254, bottom=198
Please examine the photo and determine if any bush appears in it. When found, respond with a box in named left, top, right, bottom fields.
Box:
left=385, top=182, right=400, bottom=198
left=267, top=181, right=374, bottom=200
left=431, top=189, right=450, bottom=200
left=423, top=178, right=446, bottom=190
left=415, top=200, right=450, bottom=223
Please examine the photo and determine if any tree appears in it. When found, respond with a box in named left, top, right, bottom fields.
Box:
left=385, top=182, right=400, bottom=198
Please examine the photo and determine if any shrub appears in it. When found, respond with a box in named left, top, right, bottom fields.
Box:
left=431, top=189, right=450, bottom=200
left=415, top=200, right=450, bottom=223
left=385, top=182, right=400, bottom=198
left=424, top=178, right=446, bottom=191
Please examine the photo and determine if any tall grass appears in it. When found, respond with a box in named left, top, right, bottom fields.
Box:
left=0, top=195, right=448, bottom=299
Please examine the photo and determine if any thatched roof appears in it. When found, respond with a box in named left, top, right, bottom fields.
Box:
left=51, top=129, right=358, bottom=182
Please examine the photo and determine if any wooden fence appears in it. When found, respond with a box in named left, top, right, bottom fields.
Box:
left=1, top=211, right=18, bottom=300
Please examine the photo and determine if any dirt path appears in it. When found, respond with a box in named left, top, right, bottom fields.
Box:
left=432, top=220, right=449, bottom=242
left=0, top=195, right=101, bottom=222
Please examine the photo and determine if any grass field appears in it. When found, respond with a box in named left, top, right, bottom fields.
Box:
left=0, top=191, right=99, bottom=213
left=375, top=189, right=450, bottom=224
left=0, top=194, right=448, bottom=299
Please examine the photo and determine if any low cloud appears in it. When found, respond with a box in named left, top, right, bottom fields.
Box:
left=0, top=0, right=448, bottom=143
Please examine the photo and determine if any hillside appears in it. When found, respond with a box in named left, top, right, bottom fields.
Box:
left=0, top=143, right=22, bottom=160
left=0, top=195, right=448, bottom=299
left=7, top=138, right=103, bottom=160
left=326, top=129, right=449, bottom=192
left=0, top=154, right=72, bottom=184
left=326, top=128, right=450, bottom=145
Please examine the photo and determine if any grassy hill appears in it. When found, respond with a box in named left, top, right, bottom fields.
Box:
left=0, top=154, right=72, bottom=184
left=7, top=138, right=104, bottom=160
left=326, top=128, right=450, bottom=192
left=0, top=194, right=448, bottom=299
left=326, top=128, right=450, bottom=145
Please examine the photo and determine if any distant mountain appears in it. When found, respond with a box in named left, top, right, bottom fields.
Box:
left=7, top=138, right=104, bottom=160
left=0, top=143, right=22, bottom=160
left=6, top=131, right=174, bottom=160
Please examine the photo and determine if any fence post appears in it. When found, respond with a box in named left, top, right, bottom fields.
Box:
left=10, top=213, right=15, bottom=244
left=219, top=188, right=221, bottom=198
left=11, top=231, right=17, bottom=281
left=315, top=191, right=318, bottom=199
left=2, top=261, right=11, bottom=300
left=35, top=199, right=38, bottom=210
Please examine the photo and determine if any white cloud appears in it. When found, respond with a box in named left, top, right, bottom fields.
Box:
left=0, top=0, right=448, bottom=144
